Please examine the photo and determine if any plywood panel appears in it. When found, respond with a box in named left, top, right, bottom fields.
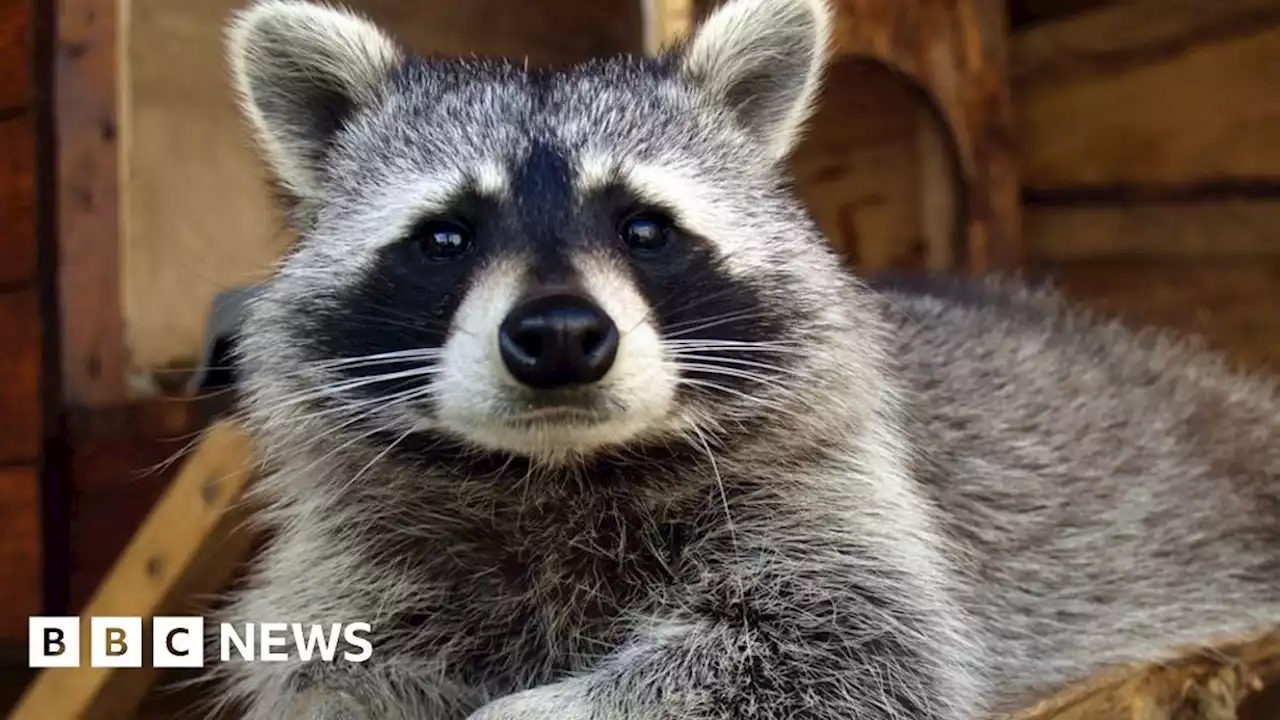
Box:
left=0, top=287, right=41, bottom=464
left=0, top=113, right=37, bottom=286
left=0, top=465, right=41, bottom=643
left=1014, top=0, right=1280, bottom=187
left=122, top=0, right=643, bottom=377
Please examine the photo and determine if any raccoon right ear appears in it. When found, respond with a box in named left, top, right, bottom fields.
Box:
left=678, top=0, right=832, bottom=162
left=225, top=0, right=403, bottom=201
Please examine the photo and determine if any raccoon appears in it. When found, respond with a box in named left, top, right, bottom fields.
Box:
left=212, top=0, right=1280, bottom=718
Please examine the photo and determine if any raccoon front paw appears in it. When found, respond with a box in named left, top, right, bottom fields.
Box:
left=285, top=688, right=369, bottom=720
left=465, top=680, right=601, bottom=720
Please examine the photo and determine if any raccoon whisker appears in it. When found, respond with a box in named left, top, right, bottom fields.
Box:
left=675, top=378, right=804, bottom=418
left=664, top=353, right=807, bottom=377
left=674, top=366, right=806, bottom=408
left=333, top=425, right=418, bottom=497
left=285, top=381, right=434, bottom=426
left=287, top=414, right=412, bottom=483
left=673, top=362, right=795, bottom=388
left=661, top=338, right=801, bottom=347
left=307, top=348, right=448, bottom=368
left=646, top=283, right=764, bottom=319
left=259, top=367, right=443, bottom=415
left=662, top=311, right=782, bottom=339
left=662, top=343, right=808, bottom=357
left=662, top=307, right=775, bottom=332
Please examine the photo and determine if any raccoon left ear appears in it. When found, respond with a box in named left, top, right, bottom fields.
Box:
left=225, top=0, right=404, bottom=202
left=678, top=0, right=832, bottom=161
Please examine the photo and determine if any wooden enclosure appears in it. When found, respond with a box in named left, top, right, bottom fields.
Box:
left=2, top=0, right=1280, bottom=717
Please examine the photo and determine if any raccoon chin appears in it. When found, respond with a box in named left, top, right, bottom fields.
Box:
left=440, top=411, right=663, bottom=461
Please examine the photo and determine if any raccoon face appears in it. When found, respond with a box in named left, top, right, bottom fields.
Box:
left=228, top=0, right=844, bottom=462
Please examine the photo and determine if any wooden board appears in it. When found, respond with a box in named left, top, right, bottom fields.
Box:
left=0, top=466, right=41, bottom=644
left=9, top=421, right=259, bottom=720
left=1026, top=199, right=1280, bottom=260
left=121, top=0, right=644, bottom=379
left=0, top=287, right=41, bottom=465
left=57, top=0, right=127, bottom=407
left=1010, top=630, right=1280, bottom=720
left=0, top=0, right=31, bottom=111
left=1014, top=0, right=1280, bottom=188
left=0, top=112, right=37, bottom=287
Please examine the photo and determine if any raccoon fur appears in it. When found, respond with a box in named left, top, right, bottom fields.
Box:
left=211, top=0, right=1280, bottom=718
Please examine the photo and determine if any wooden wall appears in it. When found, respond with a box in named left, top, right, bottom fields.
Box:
left=0, top=0, right=46, bottom=646
left=1015, top=0, right=1280, bottom=371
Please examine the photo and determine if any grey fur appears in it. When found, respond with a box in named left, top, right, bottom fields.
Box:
left=212, top=0, right=1280, bottom=718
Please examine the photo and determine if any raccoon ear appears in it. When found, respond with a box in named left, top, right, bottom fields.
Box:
left=225, top=0, right=404, bottom=200
left=678, top=0, right=832, bottom=161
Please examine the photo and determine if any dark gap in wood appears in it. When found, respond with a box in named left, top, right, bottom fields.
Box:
left=1024, top=179, right=1280, bottom=207
left=1009, top=0, right=1112, bottom=31
left=0, top=106, right=26, bottom=123
left=34, top=0, right=69, bottom=619
left=0, top=459, right=40, bottom=472
left=0, top=280, right=33, bottom=294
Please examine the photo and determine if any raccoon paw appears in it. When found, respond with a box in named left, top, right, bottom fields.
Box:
left=466, top=680, right=599, bottom=720
left=285, top=688, right=369, bottom=720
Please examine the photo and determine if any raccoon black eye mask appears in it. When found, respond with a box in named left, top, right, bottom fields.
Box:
left=214, top=0, right=1280, bottom=718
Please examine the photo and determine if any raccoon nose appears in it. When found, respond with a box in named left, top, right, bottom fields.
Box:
left=499, top=294, right=620, bottom=389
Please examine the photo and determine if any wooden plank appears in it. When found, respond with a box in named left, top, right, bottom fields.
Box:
left=10, top=421, right=260, bottom=720
left=0, top=465, right=41, bottom=644
left=0, top=0, right=31, bottom=111
left=57, top=0, right=128, bottom=407
left=1011, top=629, right=1280, bottom=720
left=1041, top=257, right=1280, bottom=372
left=0, top=113, right=37, bottom=287
left=1026, top=199, right=1280, bottom=260
left=1014, top=0, right=1280, bottom=187
left=0, top=287, right=41, bottom=465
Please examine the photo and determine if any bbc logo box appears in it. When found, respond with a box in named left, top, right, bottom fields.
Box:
left=29, top=616, right=206, bottom=668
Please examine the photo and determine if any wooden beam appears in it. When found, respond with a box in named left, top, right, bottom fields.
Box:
left=9, top=421, right=260, bottom=720
left=829, top=0, right=1024, bottom=274
left=56, top=0, right=128, bottom=406
left=1014, top=0, right=1280, bottom=188
left=1010, top=629, right=1280, bottom=720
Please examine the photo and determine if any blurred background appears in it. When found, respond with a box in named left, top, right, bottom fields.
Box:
left=0, top=0, right=1277, bottom=717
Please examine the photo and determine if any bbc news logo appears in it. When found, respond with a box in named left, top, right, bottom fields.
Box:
left=29, top=616, right=372, bottom=668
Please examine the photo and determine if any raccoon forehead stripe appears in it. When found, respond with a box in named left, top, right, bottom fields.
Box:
left=574, top=156, right=724, bottom=239
left=355, top=164, right=507, bottom=247
left=580, top=159, right=773, bottom=272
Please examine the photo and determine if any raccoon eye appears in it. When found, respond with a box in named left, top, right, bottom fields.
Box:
left=413, top=219, right=472, bottom=261
left=619, top=213, right=674, bottom=253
